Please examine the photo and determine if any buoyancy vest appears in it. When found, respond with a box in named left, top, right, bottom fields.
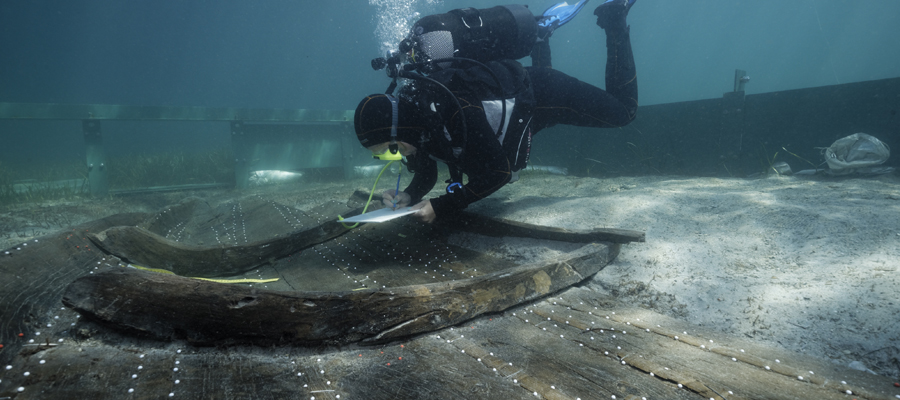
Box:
left=420, top=59, right=536, bottom=173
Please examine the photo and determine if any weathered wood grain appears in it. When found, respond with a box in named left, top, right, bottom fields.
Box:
left=0, top=212, right=147, bottom=367
left=13, top=285, right=900, bottom=400
left=62, top=242, right=617, bottom=345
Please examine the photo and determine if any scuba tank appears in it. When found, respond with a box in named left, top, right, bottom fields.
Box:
left=400, top=5, right=538, bottom=63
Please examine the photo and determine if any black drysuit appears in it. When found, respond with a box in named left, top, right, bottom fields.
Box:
left=402, top=28, right=638, bottom=218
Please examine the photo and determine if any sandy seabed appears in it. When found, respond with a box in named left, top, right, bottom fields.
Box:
left=465, top=171, right=900, bottom=380
left=2, top=171, right=899, bottom=379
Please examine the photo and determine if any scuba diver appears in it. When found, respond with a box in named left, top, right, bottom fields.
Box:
left=354, top=0, right=638, bottom=223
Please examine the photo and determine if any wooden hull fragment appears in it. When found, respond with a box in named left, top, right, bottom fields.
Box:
left=63, top=242, right=618, bottom=345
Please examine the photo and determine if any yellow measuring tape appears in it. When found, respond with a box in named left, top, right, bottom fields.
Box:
left=124, top=264, right=279, bottom=284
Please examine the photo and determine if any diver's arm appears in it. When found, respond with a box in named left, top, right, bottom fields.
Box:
left=429, top=151, right=511, bottom=217
left=403, top=154, right=438, bottom=204
left=429, top=105, right=512, bottom=218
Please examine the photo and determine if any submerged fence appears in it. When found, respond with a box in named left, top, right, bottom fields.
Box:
left=2, top=75, right=898, bottom=198
left=533, top=76, right=900, bottom=177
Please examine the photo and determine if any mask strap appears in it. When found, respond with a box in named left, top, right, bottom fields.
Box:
left=386, top=94, right=399, bottom=154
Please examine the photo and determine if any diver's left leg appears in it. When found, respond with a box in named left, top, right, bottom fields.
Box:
left=598, top=0, right=638, bottom=122
left=528, top=67, right=634, bottom=132
left=531, top=38, right=553, bottom=69
left=528, top=0, right=637, bottom=133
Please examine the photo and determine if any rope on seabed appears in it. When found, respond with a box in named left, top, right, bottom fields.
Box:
left=124, top=264, right=279, bottom=284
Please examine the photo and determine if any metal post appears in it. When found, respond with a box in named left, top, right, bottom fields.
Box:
left=231, top=121, right=250, bottom=189
left=83, top=120, right=108, bottom=197
left=340, top=121, right=357, bottom=180
left=734, top=69, right=749, bottom=93
left=721, top=70, right=748, bottom=175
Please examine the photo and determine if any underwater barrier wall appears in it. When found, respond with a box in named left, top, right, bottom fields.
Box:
left=0, top=106, right=363, bottom=197
left=1, top=76, right=898, bottom=197
left=532, top=76, right=900, bottom=177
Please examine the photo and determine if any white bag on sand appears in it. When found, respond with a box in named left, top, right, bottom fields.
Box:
left=824, top=133, right=891, bottom=175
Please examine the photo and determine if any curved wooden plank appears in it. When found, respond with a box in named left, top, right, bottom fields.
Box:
left=86, top=193, right=374, bottom=277
left=444, top=212, right=646, bottom=244
left=62, top=242, right=617, bottom=345
left=86, top=220, right=351, bottom=277
left=86, top=195, right=640, bottom=279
